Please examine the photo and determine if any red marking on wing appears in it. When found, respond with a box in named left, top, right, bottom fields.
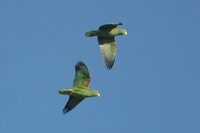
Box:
left=86, top=79, right=90, bottom=87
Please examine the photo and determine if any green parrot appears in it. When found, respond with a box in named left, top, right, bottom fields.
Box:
left=85, top=22, right=127, bottom=69
left=59, top=61, right=100, bottom=114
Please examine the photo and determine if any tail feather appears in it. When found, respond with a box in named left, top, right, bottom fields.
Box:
left=58, top=89, right=73, bottom=95
left=85, top=30, right=98, bottom=37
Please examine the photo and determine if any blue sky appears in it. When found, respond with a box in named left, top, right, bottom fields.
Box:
left=0, top=0, right=200, bottom=132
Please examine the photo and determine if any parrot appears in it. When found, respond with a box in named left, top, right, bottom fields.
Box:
left=85, top=22, right=127, bottom=69
left=59, top=61, right=100, bottom=114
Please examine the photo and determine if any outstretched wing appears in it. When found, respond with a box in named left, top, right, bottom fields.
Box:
left=98, top=36, right=117, bottom=69
left=73, top=61, right=91, bottom=87
left=98, top=22, right=122, bottom=30
left=63, top=96, right=84, bottom=114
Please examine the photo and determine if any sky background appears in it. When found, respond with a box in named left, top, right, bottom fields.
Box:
left=0, top=0, right=200, bottom=133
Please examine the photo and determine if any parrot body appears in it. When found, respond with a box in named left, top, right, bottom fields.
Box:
left=85, top=22, right=127, bottom=69
left=59, top=61, right=100, bottom=114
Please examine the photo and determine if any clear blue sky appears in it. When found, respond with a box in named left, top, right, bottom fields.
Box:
left=0, top=0, right=200, bottom=133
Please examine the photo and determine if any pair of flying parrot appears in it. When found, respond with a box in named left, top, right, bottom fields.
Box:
left=59, top=22, right=127, bottom=114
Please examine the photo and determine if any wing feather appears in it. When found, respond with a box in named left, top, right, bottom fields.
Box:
left=63, top=96, right=84, bottom=114
left=73, top=61, right=91, bottom=87
left=98, top=36, right=116, bottom=69
left=98, top=23, right=122, bottom=30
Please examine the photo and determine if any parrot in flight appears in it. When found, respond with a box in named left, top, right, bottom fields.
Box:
left=59, top=61, right=100, bottom=114
left=85, top=22, right=127, bottom=69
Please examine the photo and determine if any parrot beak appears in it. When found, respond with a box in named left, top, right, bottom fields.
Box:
left=96, top=91, right=100, bottom=96
left=124, top=30, right=128, bottom=35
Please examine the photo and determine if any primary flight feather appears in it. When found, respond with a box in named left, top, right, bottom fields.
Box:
left=58, top=61, right=100, bottom=114
left=85, top=22, right=127, bottom=69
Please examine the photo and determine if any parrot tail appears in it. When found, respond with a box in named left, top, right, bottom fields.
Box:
left=85, top=30, right=98, bottom=37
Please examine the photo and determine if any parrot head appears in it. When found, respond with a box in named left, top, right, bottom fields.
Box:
left=117, top=28, right=128, bottom=35
left=90, top=90, right=100, bottom=97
